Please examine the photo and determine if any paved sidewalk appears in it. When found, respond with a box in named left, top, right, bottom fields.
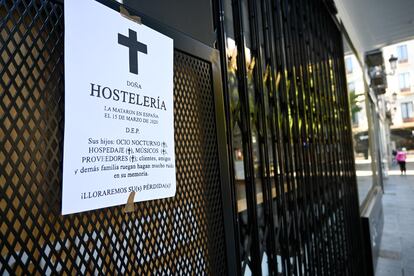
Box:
left=376, top=173, right=414, bottom=276
left=355, top=161, right=414, bottom=205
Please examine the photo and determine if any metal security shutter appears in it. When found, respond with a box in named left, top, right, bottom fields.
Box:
left=0, top=1, right=228, bottom=274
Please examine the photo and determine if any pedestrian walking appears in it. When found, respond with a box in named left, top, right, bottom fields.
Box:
left=396, top=148, right=407, bottom=175
left=392, top=149, right=397, bottom=167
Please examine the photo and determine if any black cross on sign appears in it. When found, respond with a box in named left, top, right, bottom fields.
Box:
left=118, top=29, right=147, bottom=74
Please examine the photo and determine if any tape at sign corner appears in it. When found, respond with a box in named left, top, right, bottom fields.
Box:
left=123, top=191, right=136, bottom=213
left=119, top=6, right=142, bottom=24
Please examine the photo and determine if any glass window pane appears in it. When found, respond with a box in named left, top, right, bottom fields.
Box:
left=348, top=82, right=355, bottom=92
left=401, top=102, right=414, bottom=119
left=344, top=51, right=373, bottom=205
left=346, top=57, right=353, bottom=73
left=399, top=72, right=410, bottom=91
left=397, top=45, right=408, bottom=62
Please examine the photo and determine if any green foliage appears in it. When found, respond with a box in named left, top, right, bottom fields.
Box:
left=348, top=91, right=363, bottom=117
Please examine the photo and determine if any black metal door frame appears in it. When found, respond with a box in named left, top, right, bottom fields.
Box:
left=99, top=2, right=240, bottom=274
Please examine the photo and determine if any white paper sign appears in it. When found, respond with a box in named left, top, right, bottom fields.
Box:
left=63, top=0, right=175, bottom=215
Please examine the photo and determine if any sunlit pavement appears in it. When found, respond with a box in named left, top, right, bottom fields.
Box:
left=356, top=170, right=414, bottom=176
left=353, top=161, right=414, bottom=275
left=355, top=162, right=414, bottom=205
left=375, top=174, right=414, bottom=275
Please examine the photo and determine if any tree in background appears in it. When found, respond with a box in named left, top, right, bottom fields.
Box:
left=349, top=91, right=363, bottom=126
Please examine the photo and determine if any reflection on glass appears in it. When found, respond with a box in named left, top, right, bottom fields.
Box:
left=343, top=49, right=374, bottom=204
left=226, top=37, right=247, bottom=211
left=242, top=0, right=269, bottom=273
left=225, top=0, right=271, bottom=272
left=224, top=1, right=253, bottom=267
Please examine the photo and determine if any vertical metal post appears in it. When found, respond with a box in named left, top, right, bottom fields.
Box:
left=231, top=0, right=262, bottom=273
left=246, top=0, right=279, bottom=273
left=212, top=0, right=242, bottom=274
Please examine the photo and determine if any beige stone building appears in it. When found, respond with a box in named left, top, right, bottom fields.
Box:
left=383, top=39, right=414, bottom=150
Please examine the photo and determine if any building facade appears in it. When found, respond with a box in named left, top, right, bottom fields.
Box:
left=346, top=39, right=414, bottom=156
left=383, top=39, right=414, bottom=150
